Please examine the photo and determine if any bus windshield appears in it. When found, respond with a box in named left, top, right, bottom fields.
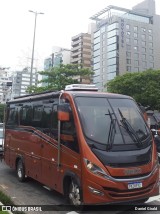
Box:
left=75, top=97, right=150, bottom=148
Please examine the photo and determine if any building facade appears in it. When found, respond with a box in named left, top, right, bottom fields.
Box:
left=71, top=33, right=92, bottom=69
left=0, top=68, right=12, bottom=103
left=90, top=0, right=160, bottom=91
left=44, top=46, right=71, bottom=70
left=43, top=46, right=71, bottom=86
left=11, top=67, right=38, bottom=98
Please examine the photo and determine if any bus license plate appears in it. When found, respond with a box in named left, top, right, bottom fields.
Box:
left=128, top=182, right=142, bottom=189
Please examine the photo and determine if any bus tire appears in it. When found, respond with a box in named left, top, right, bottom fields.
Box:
left=16, top=159, right=25, bottom=182
left=67, top=179, right=82, bottom=205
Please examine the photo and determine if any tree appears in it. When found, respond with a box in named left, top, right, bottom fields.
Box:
left=0, top=104, right=6, bottom=122
left=106, top=69, right=160, bottom=110
left=27, top=64, right=94, bottom=93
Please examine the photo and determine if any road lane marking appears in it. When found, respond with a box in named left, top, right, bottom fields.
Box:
left=0, top=184, right=8, bottom=189
left=43, top=186, right=51, bottom=191
left=146, top=195, right=160, bottom=203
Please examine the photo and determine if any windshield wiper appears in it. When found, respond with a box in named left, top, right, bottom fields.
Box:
left=106, top=109, right=116, bottom=150
left=118, top=108, right=142, bottom=147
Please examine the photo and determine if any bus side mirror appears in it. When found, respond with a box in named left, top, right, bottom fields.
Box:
left=58, top=103, right=70, bottom=121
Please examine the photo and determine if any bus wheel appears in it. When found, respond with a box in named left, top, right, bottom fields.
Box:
left=68, top=180, right=82, bottom=205
left=17, top=159, right=25, bottom=182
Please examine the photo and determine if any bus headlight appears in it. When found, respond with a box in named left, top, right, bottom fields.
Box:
left=84, top=158, right=111, bottom=180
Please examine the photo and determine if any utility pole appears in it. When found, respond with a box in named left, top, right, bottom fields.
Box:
left=29, top=10, right=44, bottom=87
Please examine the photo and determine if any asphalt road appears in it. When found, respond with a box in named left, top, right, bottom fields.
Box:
left=0, top=160, right=160, bottom=214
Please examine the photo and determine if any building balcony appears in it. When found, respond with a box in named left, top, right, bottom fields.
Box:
left=71, top=51, right=81, bottom=57
left=71, top=58, right=80, bottom=63
left=72, top=40, right=81, bottom=46
left=71, top=45, right=81, bottom=52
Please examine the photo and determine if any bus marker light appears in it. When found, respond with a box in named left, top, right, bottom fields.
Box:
left=88, top=186, right=104, bottom=196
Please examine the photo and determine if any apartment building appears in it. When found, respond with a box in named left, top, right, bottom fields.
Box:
left=0, top=68, right=12, bottom=103
left=11, top=67, right=38, bottom=98
left=71, top=33, right=92, bottom=69
left=90, top=0, right=160, bottom=91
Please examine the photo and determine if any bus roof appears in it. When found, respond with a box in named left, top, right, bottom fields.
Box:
left=7, top=89, right=132, bottom=105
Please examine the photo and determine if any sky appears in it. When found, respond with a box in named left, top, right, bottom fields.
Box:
left=0, top=0, right=160, bottom=71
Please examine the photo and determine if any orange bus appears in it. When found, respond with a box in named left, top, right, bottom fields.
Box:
left=4, top=84, right=159, bottom=205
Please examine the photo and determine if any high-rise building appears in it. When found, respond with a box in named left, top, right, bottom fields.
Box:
left=90, top=0, right=160, bottom=91
left=0, top=67, right=12, bottom=103
left=71, top=33, right=92, bottom=69
left=11, top=67, right=38, bottom=98
left=44, top=46, right=71, bottom=70
left=43, top=46, right=71, bottom=86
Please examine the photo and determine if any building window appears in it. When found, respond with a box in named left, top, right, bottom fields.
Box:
left=149, top=35, right=153, bottom=41
left=134, top=46, right=138, bottom=51
left=94, top=30, right=100, bottom=39
left=107, top=36, right=117, bottom=45
left=108, top=58, right=116, bottom=66
left=107, top=22, right=119, bottom=32
left=94, top=43, right=100, bottom=51
left=142, top=41, right=146, bottom=46
left=107, top=50, right=117, bottom=59
left=141, top=27, right=146, bottom=33
left=107, top=29, right=119, bottom=38
left=94, top=56, right=100, bottom=64
left=126, top=59, right=131, bottom=64
left=107, top=65, right=116, bottom=72
left=141, top=34, right=146, bottom=40
left=126, top=31, right=131, bottom=36
left=94, top=36, right=100, bottom=44
left=126, top=38, right=130, bottom=44
left=107, top=43, right=117, bottom=52
left=134, top=33, right=138, bottom=38
left=134, top=39, right=138, bottom=45
left=148, top=29, right=152, bottom=34
left=142, top=47, right=146, bottom=52
left=134, top=26, right=138, bottom=32
left=149, top=62, right=154, bottom=68
left=149, top=43, right=153, bottom=48
left=134, top=53, right=139, bottom=59
left=149, top=49, right=153, bottom=54
left=142, top=61, right=147, bottom=68
left=126, top=24, right=130, bottom=30
left=126, top=45, right=131, bottom=50
left=107, top=72, right=116, bottom=80
left=134, top=60, right=139, bottom=66
left=134, top=67, right=139, bottom=72
left=127, top=66, right=131, bottom=72
left=149, top=55, right=154, bottom=61
left=142, top=54, right=146, bottom=60
left=126, top=52, right=131, bottom=58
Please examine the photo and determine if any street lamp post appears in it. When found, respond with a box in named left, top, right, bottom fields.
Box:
left=29, top=10, right=44, bottom=87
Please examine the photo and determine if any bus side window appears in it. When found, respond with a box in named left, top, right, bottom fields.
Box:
left=32, top=106, right=43, bottom=128
left=20, top=106, right=32, bottom=126
left=7, top=107, right=18, bottom=125
left=61, top=110, right=79, bottom=153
